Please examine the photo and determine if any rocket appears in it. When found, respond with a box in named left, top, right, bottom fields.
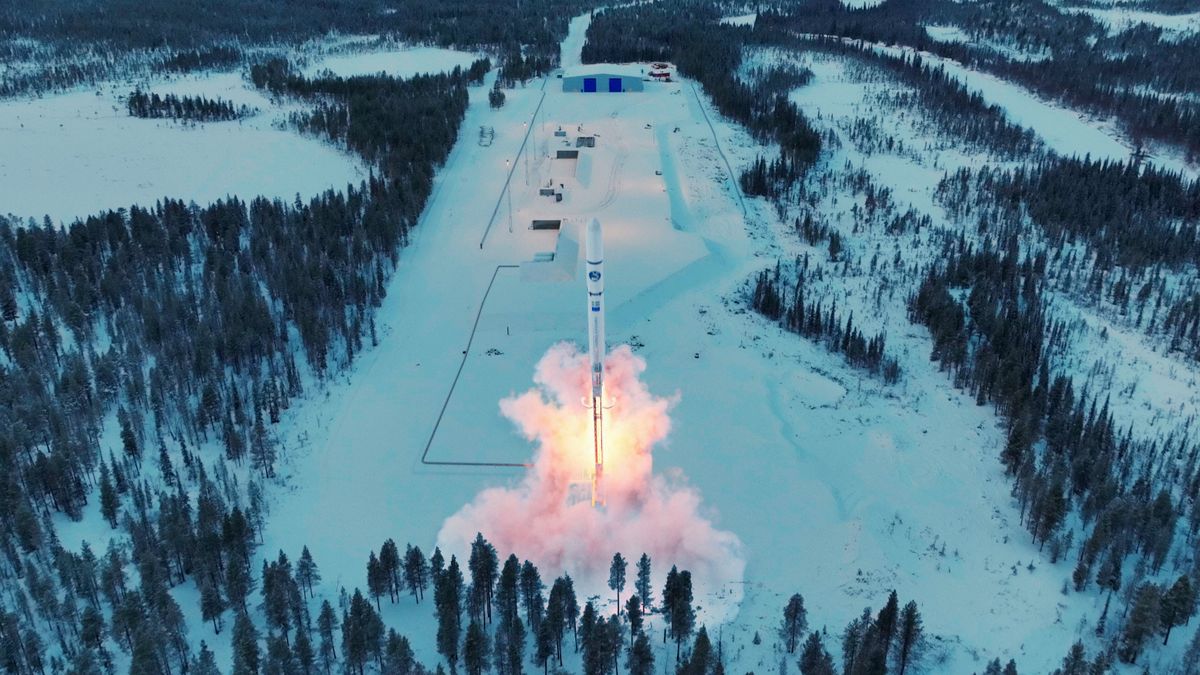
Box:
left=585, top=218, right=606, bottom=507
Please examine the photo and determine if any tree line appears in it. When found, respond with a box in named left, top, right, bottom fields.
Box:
left=758, top=0, right=1200, bottom=159
left=126, top=90, right=253, bottom=122
left=0, top=62, right=474, bottom=675
left=909, top=233, right=1200, bottom=665
left=0, top=0, right=598, bottom=97
left=750, top=260, right=901, bottom=383
left=935, top=157, right=1200, bottom=362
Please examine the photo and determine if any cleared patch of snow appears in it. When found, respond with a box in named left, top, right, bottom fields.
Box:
left=304, top=46, right=482, bottom=79
left=0, top=79, right=366, bottom=225
left=0, top=47, right=490, bottom=226
left=559, top=12, right=593, bottom=70
left=925, top=24, right=970, bottom=42
left=719, top=13, right=757, bottom=27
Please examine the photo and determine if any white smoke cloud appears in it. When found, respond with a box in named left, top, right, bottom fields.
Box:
left=437, top=343, right=745, bottom=616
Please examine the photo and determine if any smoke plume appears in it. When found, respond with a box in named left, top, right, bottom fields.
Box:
left=438, top=343, right=745, bottom=616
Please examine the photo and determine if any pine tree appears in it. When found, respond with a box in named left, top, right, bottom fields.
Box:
left=382, top=630, right=414, bottom=675
left=1159, top=575, right=1194, bottom=645
left=120, top=415, right=140, bottom=459
left=546, top=577, right=568, bottom=664
left=436, top=556, right=465, bottom=675
left=294, top=631, right=315, bottom=675
left=227, top=559, right=251, bottom=614
left=680, top=627, right=712, bottom=675
left=463, top=622, right=490, bottom=675
left=498, top=556, right=521, bottom=632
left=504, top=615, right=525, bottom=675
left=431, top=547, right=446, bottom=586
left=780, top=593, right=808, bottom=654
left=1059, top=641, right=1088, bottom=675
left=580, top=601, right=597, bottom=670
left=232, top=611, right=261, bottom=675
left=80, top=605, right=105, bottom=650
left=317, top=600, right=339, bottom=674
left=297, top=546, right=321, bottom=599
left=874, top=591, right=899, bottom=660
left=536, top=618, right=555, bottom=675
left=343, top=589, right=379, bottom=675
left=194, top=641, right=221, bottom=675
left=662, top=566, right=679, bottom=642
left=201, top=578, right=227, bottom=633
left=520, top=560, right=545, bottom=636
left=635, top=554, right=652, bottom=614
left=368, top=552, right=388, bottom=611
left=380, top=539, right=401, bottom=603
left=563, top=575, right=580, bottom=652
left=99, top=461, right=119, bottom=528
left=1119, top=583, right=1161, bottom=663
left=264, top=634, right=295, bottom=675
left=625, top=595, right=642, bottom=644
left=894, top=601, right=924, bottom=675
left=798, top=632, right=835, bottom=675
left=609, top=553, right=627, bottom=615
left=665, top=568, right=694, bottom=661
left=469, top=534, right=499, bottom=623
left=627, top=632, right=653, bottom=675
left=404, top=545, right=430, bottom=603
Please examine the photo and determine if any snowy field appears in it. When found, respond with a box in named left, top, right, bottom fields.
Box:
left=1059, top=5, right=1200, bottom=37
left=803, top=34, right=1198, bottom=179
left=0, top=46, right=479, bottom=225
left=32, top=13, right=1200, bottom=675
left=719, top=13, right=758, bottom=27
left=751, top=45, right=1200, bottom=670
left=302, top=46, right=481, bottom=79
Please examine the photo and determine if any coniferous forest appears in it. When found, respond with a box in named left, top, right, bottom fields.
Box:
left=4, top=0, right=1200, bottom=672
left=126, top=91, right=253, bottom=122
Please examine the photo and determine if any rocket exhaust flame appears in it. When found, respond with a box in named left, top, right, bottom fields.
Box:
left=437, top=343, right=745, bottom=609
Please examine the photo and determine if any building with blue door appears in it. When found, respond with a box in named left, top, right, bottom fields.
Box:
left=562, top=64, right=645, bottom=93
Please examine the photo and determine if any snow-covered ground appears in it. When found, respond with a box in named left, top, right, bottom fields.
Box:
left=751, top=45, right=1200, bottom=670
left=238, top=19, right=1198, bottom=675
left=0, top=45, right=480, bottom=226
left=924, top=25, right=970, bottom=43
left=302, top=46, right=482, bottom=79
left=806, top=35, right=1198, bottom=179
left=1059, top=5, right=1200, bottom=37
left=0, top=77, right=365, bottom=226
left=719, top=13, right=758, bottom=27
left=31, top=16, right=1200, bottom=675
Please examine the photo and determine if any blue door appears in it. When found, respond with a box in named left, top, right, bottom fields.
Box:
left=608, top=77, right=622, bottom=92
left=583, top=77, right=597, bottom=92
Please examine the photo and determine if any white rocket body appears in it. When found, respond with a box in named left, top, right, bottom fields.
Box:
left=585, top=219, right=606, bottom=506
left=586, top=219, right=606, bottom=399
